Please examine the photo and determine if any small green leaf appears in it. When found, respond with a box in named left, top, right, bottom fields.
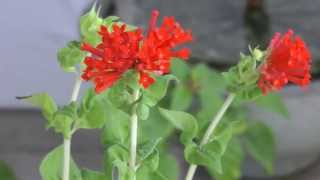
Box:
left=104, top=144, right=131, bottom=179
left=208, top=139, right=244, bottom=180
left=50, top=103, right=77, bottom=138
left=171, top=59, right=190, bottom=82
left=57, top=41, right=85, bottom=72
left=0, top=161, right=15, bottom=180
left=137, top=102, right=150, bottom=120
left=245, top=122, right=275, bottom=174
left=142, top=75, right=177, bottom=107
left=170, top=85, right=193, bottom=111
left=78, top=90, right=106, bottom=129
left=158, top=108, right=198, bottom=145
left=157, top=152, right=179, bottom=180
left=40, top=145, right=82, bottom=180
left=138, top=139, right=162, bottom=161
left=101, top=101, right=130, bottom=146
left=81, top=169, right=107, bottom=180
left=19, top=93, right=57, bottom=122
left=184, top=143, right=223, bottom=173
left=255, top=93, right=289, bottom=119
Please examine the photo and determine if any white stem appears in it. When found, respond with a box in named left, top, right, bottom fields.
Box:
left=63, top=139, right=71, bottom=180
left=63, top=75, right=82, bottom=180
left=129, top=89, right=140, bottom=180
left=185, top=93, right=236, bottom=180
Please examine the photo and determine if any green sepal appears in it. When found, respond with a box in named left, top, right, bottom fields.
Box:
left=40, top=145, right=82, bottom=180
left=158, top=108, right=198, bottom=145
left=57, top=41, right=86, bottom=72
left=222, top=52, right=263, bottom=100
left=79, top=4, right=103, bottom=46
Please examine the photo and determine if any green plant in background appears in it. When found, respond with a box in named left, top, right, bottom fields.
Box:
left=0, top=161, right=15, bottom=180
left=18, top=2, right=312, bottom=180
left=155, top=59, right=289, bottom=180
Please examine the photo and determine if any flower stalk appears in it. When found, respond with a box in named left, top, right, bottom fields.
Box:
left=129, top=89, right=140, bottom=180
left=185, top=93, right=236, bottom=180
left=63, top=75, right=82, bottom=180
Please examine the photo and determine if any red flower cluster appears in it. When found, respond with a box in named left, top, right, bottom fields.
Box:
left=258, top=29, right=311, bottom=94
left=81, top=10, right=192, bottom=93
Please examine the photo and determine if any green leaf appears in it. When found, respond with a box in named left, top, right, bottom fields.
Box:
left=19, top=93, right=57, bottom=122
left=137, top=102, right=150, bottom=120
left=142, top=75, right=177, bottom=107
left=57, top=41, right=85, bottom=72
left=157, top=152, right=179, bottom=180
left=101, top=101, right=130, bottom=146
left=192, top=64, right=225, bottom=92
left=170, top=85, right=193, bottom=111
left=171, top=59, right=190, bottom=82
left=40, top=145, right=82, bottom=180
left=244, top=122, right=275, bottom=174
left=255, top=93, right=289, bottom=119
left=0, top=161, right=15, bottom=180
left=50, top=103, right=77, bottom=138
left=208, top=139, right=244, bottom=180
left=104, top=144, right=131, bottom=179
left=184, top=143, right=223, bottom=173
left=78, top=89, right=107, bottom=129
left=158, top=108, right=198, bottom=145
left=81, top=169, right=107, bottom=180
left=138, top=139, right=162, bottom=162
left=139, top=108, right=175, bottom=142
left=80, top=4, right=104, bottom=46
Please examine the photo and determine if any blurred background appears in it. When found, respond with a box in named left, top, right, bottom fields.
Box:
left=0, top=0, right=320, bottom=179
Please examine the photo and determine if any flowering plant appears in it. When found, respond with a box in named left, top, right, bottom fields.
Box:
left=20, top=4, right=311, bottom=180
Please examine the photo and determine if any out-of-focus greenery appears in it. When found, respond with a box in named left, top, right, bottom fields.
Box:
left=0, top=161, right=15, bottom=180
left=140, top=59, right=288, bottom=180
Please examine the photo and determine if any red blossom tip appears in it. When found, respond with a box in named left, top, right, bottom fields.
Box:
left=258, top=29, right=311, bottom=94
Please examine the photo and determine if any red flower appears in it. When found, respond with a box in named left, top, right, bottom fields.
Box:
left=81, top=24, right=143, bottom=93
left=136, top=10, right=193, bottom=88
left=81, top=10, right=192, bottom=92
left=258, top=29, right=311, bottom=94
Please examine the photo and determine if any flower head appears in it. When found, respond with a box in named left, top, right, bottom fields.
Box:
left=81, top=10, right=192, bottom=93
left=81, top=24, right=143, bottom=93
left=136, top=10, right=193, bottom=88
left=258, top=29, right=311, bottom=94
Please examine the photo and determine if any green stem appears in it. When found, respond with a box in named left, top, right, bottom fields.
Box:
left=63, top=76, right=82, bottom=180
left=185, top=93, right=236, bottom=180
left=129, top=89, right=140, bottom=180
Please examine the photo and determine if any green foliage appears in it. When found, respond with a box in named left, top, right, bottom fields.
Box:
left=254, top=93, right=289, bottom=119
left=57, top=41, right=86, bottom=72
left=0, top=161, right=15, bottom=180
left=40, top=146, right=82, bottom=180
left=158, top=108, right=198, bottom=145
left=19, top=93, right=57, bottom=122
left=79, top=4, right=104, bottom=46
left=142, top=75, right=177, bottom=107
left=222, top=49, right=264, bottom=100
left=104, top=144, right=131, bottom=179
left=244, top=122, right=275, bottom=174
left=81, top=169, right=107, bottom=180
